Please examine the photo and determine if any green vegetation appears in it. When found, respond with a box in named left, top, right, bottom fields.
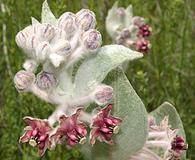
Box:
left=0, top=0, right=195, bottom=159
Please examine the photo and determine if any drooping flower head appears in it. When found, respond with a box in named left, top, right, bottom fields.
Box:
left=19, top=117, right=52, bottom=156
left=90, top=104, right=122, bottom=145
left=51, top=108, right=87, bottom=146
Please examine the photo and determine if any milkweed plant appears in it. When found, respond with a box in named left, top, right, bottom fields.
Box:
left=14, top=1, right=187, bottom=159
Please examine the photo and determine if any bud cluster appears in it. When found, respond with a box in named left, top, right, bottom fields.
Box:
left=129, top=116, right=187, bottom=160
left=20, top=104, right=122, bottom=156
left=106, top=3, right=152, bottom=54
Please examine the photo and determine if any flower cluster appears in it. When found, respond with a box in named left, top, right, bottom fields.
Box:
left=14, top=1, right=123, bottom=156
left=129, top=116, right=187, bottom=160
left=20, top=105, right=122, bottom=156
left=106, top=2, right=152, bottom=53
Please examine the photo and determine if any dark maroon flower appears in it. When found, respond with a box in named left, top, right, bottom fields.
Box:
left=171, top=135, right=188, bottom=156
left=138, top=24, right=152, bottom=37
left=90, top=104, right=122, bottom=145
left=135, top=38, right=151, bottom=53
left=19, top=117, right=52, bottom=156
left=51, top=108, right=87, bottom=146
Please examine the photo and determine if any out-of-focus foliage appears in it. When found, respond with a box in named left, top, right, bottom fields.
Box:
left=0, top=0, right=195, bottom=159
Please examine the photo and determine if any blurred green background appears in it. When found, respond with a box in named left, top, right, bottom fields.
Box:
left=0, top=0, right=195, bottom=159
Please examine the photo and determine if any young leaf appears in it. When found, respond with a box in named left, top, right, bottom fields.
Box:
left=81, top=68, right=148, bottom=160
left=106, top=1, right=125, bottom=39
left=41, top=0, right=57, bottom=25
left=150, top=102, right=186, bottom=159
left=124, top=5, right=133, bottom=27
left=31, top=17, right=39, bottom=25
left=73, top=45, right=143, bottom=99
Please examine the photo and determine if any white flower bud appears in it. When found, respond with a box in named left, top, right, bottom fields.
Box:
left=35, top=41, right=51, bottom=62
left=36, top=71, right=57, bottom=90
left=38, top=23, right=55, bottom=41
left=75, top=9, right=96, bottom=31
left=92, top=85, right=113, bottom=105
left=23, top=59, right=38, bottom=72
left=82, top=29, right=102, bottom=51
left=26, top=35, right=40, bottom=50
left=51, top=39, right=71, bottom=56
left=58, top=12, right=76, bottom=35
left=14, top=70, right=35, bottom=91
left=49, top=53, right=64, bottom=68
left=15, top=31, right=27, bottom=49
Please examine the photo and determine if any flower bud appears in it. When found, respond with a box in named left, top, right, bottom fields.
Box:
left=138, top=24, right=152, bottom=37
left=93, top=85, right=113, bottom=105
left=15, top=31, right=27, bottom=49
left=132, top=16, right=145, bottom=27
left=82, top=29, right=102, bottom=51
left=116, top=7, right=126, bottom=17
left=38, top=23, right=55, bottom=41
left=51, top=39, right=71, bottom=55
left=58, top=12, right=76, bottom=35
left=14, top=70, right=35, bottom=91
left=35, top=41, right=51, bottom=62
left=36, top=71, right=57, bottom=90
left=75, top=9, right=96, bottom=31
left=23, top=59, right=38, bottom=72
left=26, top=35, right=40, bottom=51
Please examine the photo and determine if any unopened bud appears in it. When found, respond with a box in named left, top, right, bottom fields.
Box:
left=35, top=41, right=51, bottom=62
left=38, top=23, right=55, bottom=41
left=51, top=39, right=71, bottom=55
left=26, top=35, right=39, bottom=50
left=58, top=12, right=76, bottom=34
left=23, top=59, right=38, bottom=72
left=15, top=31, right=27, bottom=49
left=132, top=16, right=145, bottom=27
left=116, top=7, right=125, bottom=17
left=75, top=9, right=96, bottom=31
left=36, top=71, right=57, bottom=90
left=82, top=29, right=102, bottom=51
left=93, top=85, right=113, bottom=105
left=14, top=70, right=35, bottom=91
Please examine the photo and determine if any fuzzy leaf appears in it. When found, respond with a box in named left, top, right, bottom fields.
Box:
left=41, top=0, right=57, bottom=25
left=31, top=17, right=40, bottom=25
left=124, top=4, right=133, bottom=27
left=106, top=1, right=125, bottom=39
left=150, top=102, right=186, bottom=159
left=74, top=45, right=143, bottom=98
left=81, top=68, right=148, bottom=160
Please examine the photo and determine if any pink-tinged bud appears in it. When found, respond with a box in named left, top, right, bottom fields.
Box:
left=90, top=104, right=122, bottom=145
left=38, top=24, right=55, bottom=41
left=58, top=12, right=76, bottom=34
left=35, top=41, right=51, bottom=62
left=23, top=60, right=37, bottom=72
left=116, top=7, right=126, bottom=17
left=93, top=85, right=113, bottom=105
left=132, top=16, right=145, bottom=27
left=82, top=29, right=102, bottom=51
left=14, top=70, right=35, bottom=91
left=75, top=9, right=96, bottom=31
left=26, top=35, right=40, bottom=50
left=51, top=39, right=71, bottom=55
left=36, top=71, right=57, bottom=90
left=138, top=24, right=152, bottom=37
left=135, top=38, right=151, bottom=53
left=171, top=135, right=188, bottom=156
left=15, top=31, right=27, bottom=49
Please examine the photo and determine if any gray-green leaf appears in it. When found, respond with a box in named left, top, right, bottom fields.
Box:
left=150, top=102, right=186, bottom=159
left=81, top=68, right=148, bottom=160
left=74, top=45, right=143, bottom=98
left=41, top=0, right=57, bottom=25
